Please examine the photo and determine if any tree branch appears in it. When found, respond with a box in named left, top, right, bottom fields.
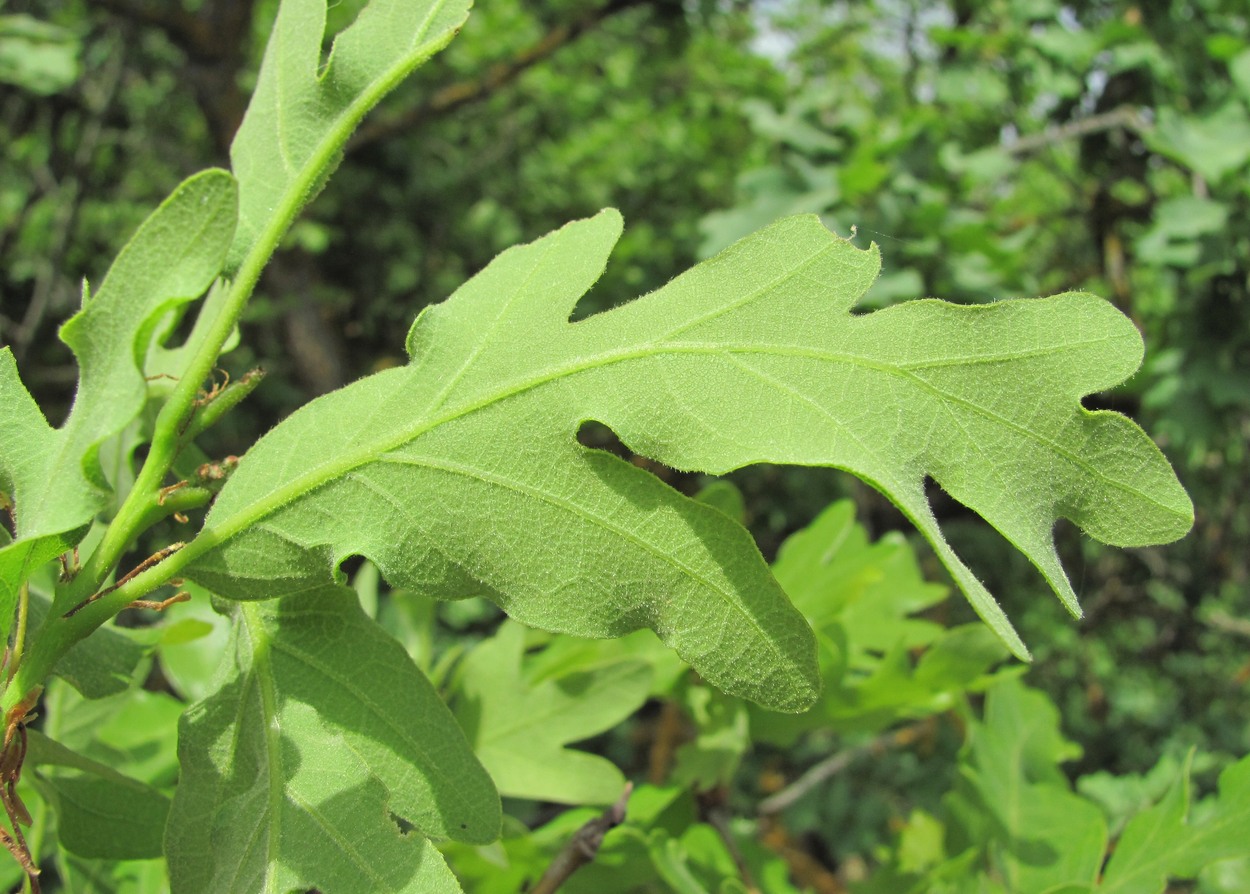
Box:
left=531, top=784, right=632, bottom=894
left=758, top=720, right=931, bottom=815
left=1004, top=105, right=1149, bottom=157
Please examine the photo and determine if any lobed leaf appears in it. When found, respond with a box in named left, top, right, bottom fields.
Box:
left=164, top=587, right=496, bottom=894
left=184, top=210, right=1190, bottom=714
left=453, top=620, right=651, bottom=804
left=0, top=169, right=236, bottom=635
left=1098, top=751, right=1250, bottom=894
left=949, top=680, right=1106, bottom=893
left=226, top=0, right=471, bottom=274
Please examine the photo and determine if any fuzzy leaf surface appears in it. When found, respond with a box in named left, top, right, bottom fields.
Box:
left=186, top=210, right=1190, bottom=713
left=226, top=0, right=470, bottom=273
left=0, top=169, right=236, bottom=634
left=164, top=588, right=495, bottom=894
left=453, top=621, right=651, bottom=804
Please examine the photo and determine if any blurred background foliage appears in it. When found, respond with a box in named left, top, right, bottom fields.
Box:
left=1, top=0, right=1248, bottom=889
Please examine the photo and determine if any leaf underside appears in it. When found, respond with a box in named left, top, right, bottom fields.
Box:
left=186, top=209, right=1192, bottom=711
left=226, top=0, right=471, bottom=274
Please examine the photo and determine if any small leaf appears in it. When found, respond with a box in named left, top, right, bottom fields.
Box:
left=0, top=169, right=236, bottom=634
left=226, top=0, right=471, bottom=273
left=185, top=210, right=1190, bottom=717
left=454, top=621, right=651, bottom=804
left=165, top=587, right=496, bottom=894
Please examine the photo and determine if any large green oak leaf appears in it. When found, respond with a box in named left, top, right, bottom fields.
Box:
left=183, top=210, right=1191, bottom=711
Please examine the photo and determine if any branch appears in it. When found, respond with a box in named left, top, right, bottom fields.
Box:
left=349, top=0, right=652, bottom=151
left=1004, top=105, right=1149, bottom=157
left=530, top=784, right=632, bottom=894
left=758, top=721, right=930, bottom=815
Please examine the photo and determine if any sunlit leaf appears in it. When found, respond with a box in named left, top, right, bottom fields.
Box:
left=185, top=210, right=1189, bottom=715
left=0, top=170, right=236, bottom=635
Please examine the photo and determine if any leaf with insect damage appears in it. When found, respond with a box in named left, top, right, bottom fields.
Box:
left=182, top=210, right=1190, bottom=714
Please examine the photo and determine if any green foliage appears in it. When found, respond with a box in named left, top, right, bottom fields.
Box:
left=0, top=1, right=1228, bottom=892
left=451, top=620, right=652, bottom=804
left=165, top=588, right=496, bottom=892
left=861, top=679, right=1250, bottom=894
left=0, top=171, right=236, bottom=634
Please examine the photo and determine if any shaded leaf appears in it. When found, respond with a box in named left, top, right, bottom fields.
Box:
left=1098, top=752, right=1250, bottom=894
left=27, top=590, right=155, bottom=699
left=949, top=680, right=1105, bottom=893
left=752, top=502, right=1005, bottom=744
left=26, top=729, right=170, bottom=861
left=165, top=588, right=496, bottom=894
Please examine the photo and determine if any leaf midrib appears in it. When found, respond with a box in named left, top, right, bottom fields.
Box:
left=196, top=332, right=1176, bottom=562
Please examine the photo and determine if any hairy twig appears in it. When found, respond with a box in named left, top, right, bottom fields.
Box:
left=530, top=784, right=632, bottom=894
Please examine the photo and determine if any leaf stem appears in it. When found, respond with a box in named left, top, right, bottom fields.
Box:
left=6, top=584, right=29, bottom=683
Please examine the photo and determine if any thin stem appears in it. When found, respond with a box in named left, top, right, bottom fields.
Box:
left=7, top=584, right=29, bottom=683
left=758, top=721, right=930, bottom=815
left=531, top=784, right=632, bottom=894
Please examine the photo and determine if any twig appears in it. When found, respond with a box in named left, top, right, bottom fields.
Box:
left=1004, top=105, right=1149, bottom=157
left=758, top=721, right=929, bottom=815
left=703, top=797, right=759, bottom=893
left=62, top=542, right=185, bottom=618
left=530, top=784, right=632, bottom=894
left=647, top=698, right=687, bottom=784
left=1204, top=611, right=1250, bottom=639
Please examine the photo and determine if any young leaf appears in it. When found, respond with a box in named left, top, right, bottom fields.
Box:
left=0, top=169, right=236, bottom=635
left=453, top=621, right=651, bottom=805
left=1097, top=752, right=1250, bottom=894
left=164, top=587, right=497, bottom=894
left=949, top=680, right=1106, bottom=893
left=225, top=0, right=472, bottom=274
left=183, top=210, right=1190, bottom=716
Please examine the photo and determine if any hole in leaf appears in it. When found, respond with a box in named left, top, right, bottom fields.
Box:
left=389, top=811, right=416, bottom=837
left=337, top=553, right=366, bottom=581
left=575, top=421, right=700, bottom=493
